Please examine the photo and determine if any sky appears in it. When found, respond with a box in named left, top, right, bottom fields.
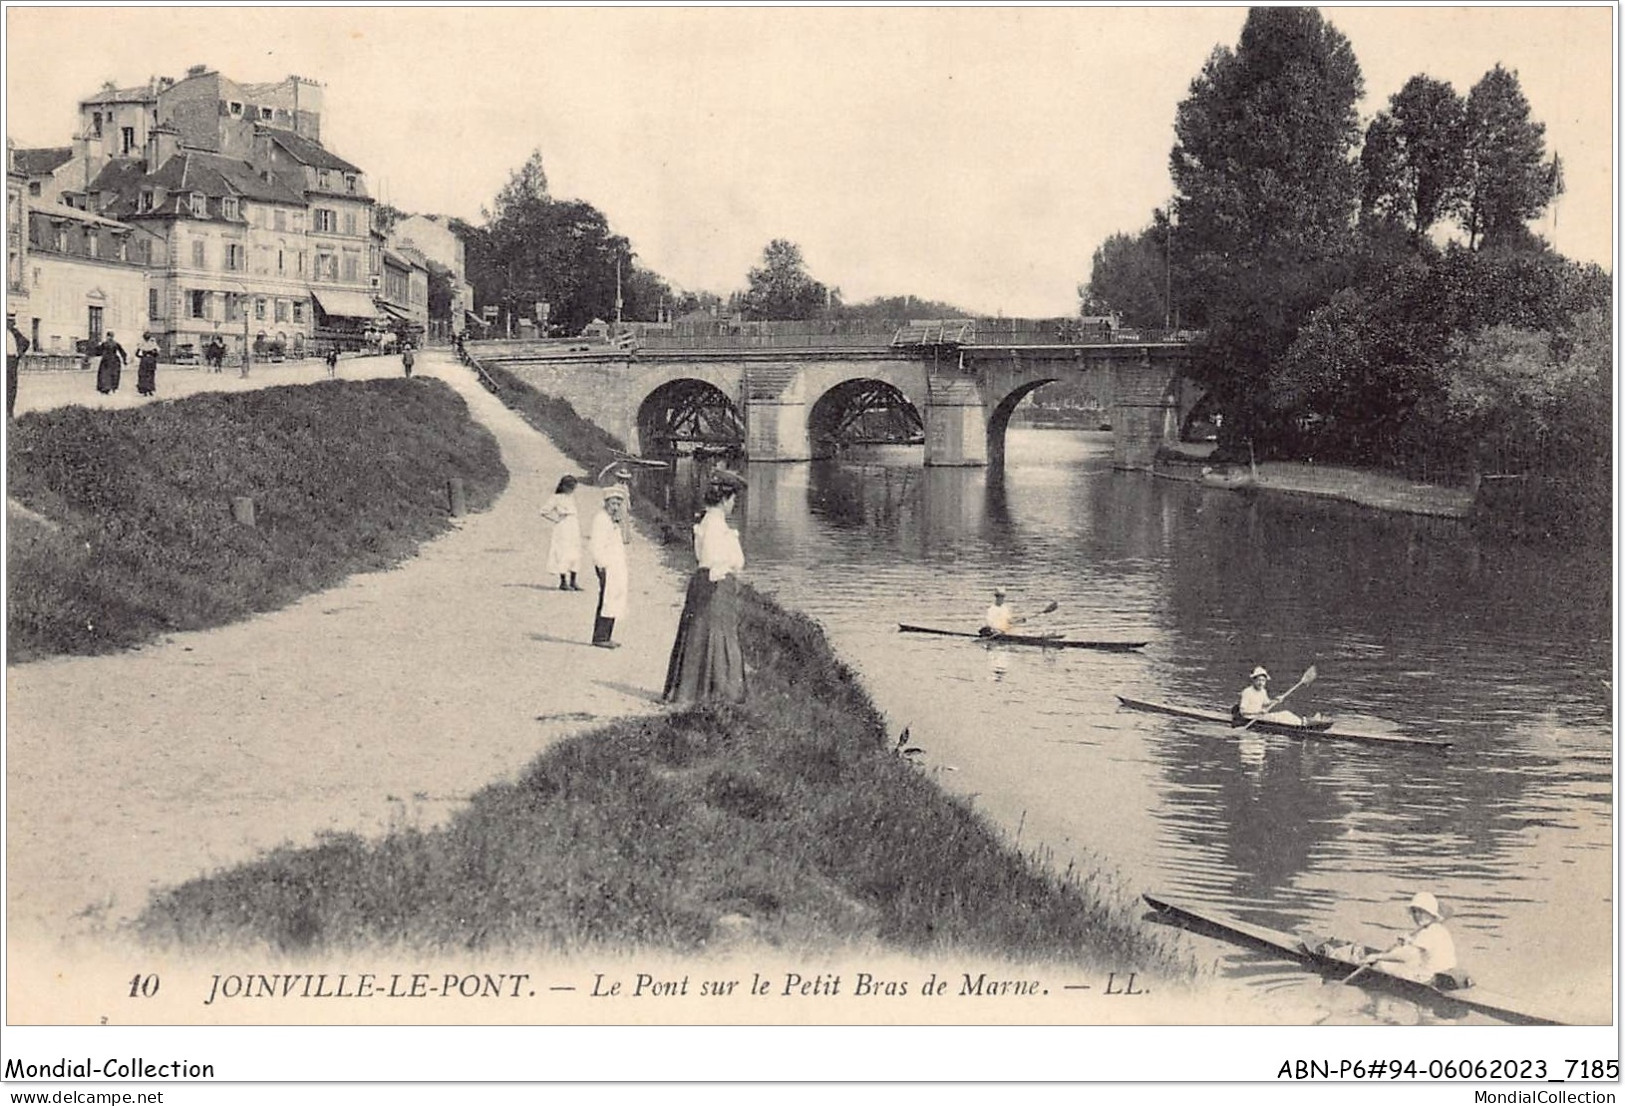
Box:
left=4, top=5, right=1615, bottom=317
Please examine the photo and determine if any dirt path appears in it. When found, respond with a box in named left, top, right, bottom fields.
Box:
left=5, top=349, right=686, bottom=949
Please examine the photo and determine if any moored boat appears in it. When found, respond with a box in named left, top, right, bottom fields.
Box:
left=1142, top=893, right=1562, bottom=1026
left=1115, top=694, right=1450, bottom=750
left=899, top=624, right=1147, bottom=651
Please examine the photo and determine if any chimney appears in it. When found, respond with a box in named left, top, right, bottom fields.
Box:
left=146, top=123, right=180, bottom=169
left=73, top=132, right=109, bottom=201
left=186, top=64, right=209, bottom=79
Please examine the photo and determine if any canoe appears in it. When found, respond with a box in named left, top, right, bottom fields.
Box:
left=1115, top=694, right=1451, bottom=750
left=898, top=624, right=1148, bottom=651
left=1142, top=893, right=1562, bottom=1026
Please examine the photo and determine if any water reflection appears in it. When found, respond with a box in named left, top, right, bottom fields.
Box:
left=643, top=430, right=1612, bottom=1023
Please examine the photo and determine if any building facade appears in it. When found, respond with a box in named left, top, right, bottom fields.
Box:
left=20, top=200, right=146, bottom=358
left=389, top=214, right=470, bottom=338
left=380, top=246, right=429, bottom=338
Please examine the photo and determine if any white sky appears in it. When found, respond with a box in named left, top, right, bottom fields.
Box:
left=4, top=5, right=1615, bottom=316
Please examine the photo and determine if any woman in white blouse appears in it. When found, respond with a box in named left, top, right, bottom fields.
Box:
left=662, top=469, right=748, bottom=704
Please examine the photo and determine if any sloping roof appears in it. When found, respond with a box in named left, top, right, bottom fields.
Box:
left=96, top=151, right=304, bottom=218
left=14, top=147, right=74, bottom=176
left=263, top=128, right=360, bottom=173
left=31, top=199, right=136, bottom=230
left=80, top=83, right=159, bottom=105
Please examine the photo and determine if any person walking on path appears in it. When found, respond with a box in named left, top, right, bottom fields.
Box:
left=325, top=346, right=340, bottom=379
left=134, top=333, right=161, bottom=397
left=588, top=485, right=630, bottom=647
left=401, top=341, right=416, bottom=378
left=206, top=336, right=225, bottom=373
left=7, top=313, right=28, bottom=419
left=662, top=469, right=748, bottom=704
left=93, top=331, right=127, bottom=394
left=541, top=474, right=584, bottom=591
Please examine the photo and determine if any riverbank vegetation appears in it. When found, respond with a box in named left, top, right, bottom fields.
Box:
left=137, top=363, right=1191, bottom=977
left=5, top=379, right=506, bottom=663
left=1084, top=8, right=1610, bottom=540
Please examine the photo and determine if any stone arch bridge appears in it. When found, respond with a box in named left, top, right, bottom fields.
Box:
left=468, top=334, right=1199, bottom=469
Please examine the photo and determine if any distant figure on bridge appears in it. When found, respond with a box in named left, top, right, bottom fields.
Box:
left=541, top=474, right=584, bottom=592
left=588, top=485, right=630, bottom=648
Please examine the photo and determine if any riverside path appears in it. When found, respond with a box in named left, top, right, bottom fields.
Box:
left=6, top=348, right=687, bottom=954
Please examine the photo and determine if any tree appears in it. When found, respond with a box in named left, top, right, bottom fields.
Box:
left=738, top=239, right=829, bottom=320
left=373, top=202, right=409, bottom=237
left=488, top=150, right=550, bottom=223
left=1168, top=7, right=1366, bottom=450
left=1083, top=218, right=1170, bottom=328
left=1460, top=65, right=1563, bottom=250
left=1360, top=76, right=1468, bottom=239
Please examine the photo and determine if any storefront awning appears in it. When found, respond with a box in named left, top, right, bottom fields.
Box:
left=310, top=288, right=383, bottom=319
left=377, top=302, right=412, bottom=322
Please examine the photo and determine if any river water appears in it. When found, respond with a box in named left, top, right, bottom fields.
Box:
left=642, top=429, right=1613, bottom=1025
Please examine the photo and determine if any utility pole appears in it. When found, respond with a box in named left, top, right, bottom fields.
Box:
left=1163, top=198, right=1174, bottom=332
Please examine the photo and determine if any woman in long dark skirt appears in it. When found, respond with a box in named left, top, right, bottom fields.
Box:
left=94, top=332, right=127, bottom=394
left=662, top=470, right=748, bottom=705
left=134, top=333, right=160, bottom=397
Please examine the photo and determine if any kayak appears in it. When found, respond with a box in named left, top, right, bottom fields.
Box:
left=1115, top=695, right=1451, bottom=750
left=898, top=624, right=1147, bottom=651
left=1142, top=893, right=1562, bottom=1026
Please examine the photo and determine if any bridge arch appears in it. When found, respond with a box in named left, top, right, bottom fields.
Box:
left=807, top=378, right=925, bottom=459
left=635, top=377, right=746, bottom=456
left=985, top=377, right=1061, bottom=468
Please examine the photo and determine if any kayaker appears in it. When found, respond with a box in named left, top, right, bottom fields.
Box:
left=1362, top=892, right=1457, bottom=984
left=1236, top=666, right=1305, bottom=726
left=980, top=589, right=1020, bottom=636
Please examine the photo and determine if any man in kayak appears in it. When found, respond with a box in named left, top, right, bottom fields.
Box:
left=1236, top=666, right=1306, bottom=726
left=980, top=589, right=1020, bottom=636
left=1362, top=892, right=1458, bottom=984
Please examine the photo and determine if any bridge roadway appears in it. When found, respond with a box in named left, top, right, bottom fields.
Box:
left=466, top=335, right=1198, bottom=469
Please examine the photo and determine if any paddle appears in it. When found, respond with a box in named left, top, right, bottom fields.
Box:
left=1241, top=664, right=1317, bottom=730
left=1342, top=962, right=1373, bottom=985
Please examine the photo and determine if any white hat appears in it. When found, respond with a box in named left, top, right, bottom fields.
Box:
left=602, top=485, right=629, bottom=503
left=1250, top=666, right=1269, bottom=679
left=1409, top=891, right=1442, bottom=920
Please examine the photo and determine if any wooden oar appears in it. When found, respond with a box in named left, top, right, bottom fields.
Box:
left=1013, top=600, right=1060, bottom=625
left=1241, top=664, right=1317, bottom=731
left=1342, top=962, right=1372, bottom=985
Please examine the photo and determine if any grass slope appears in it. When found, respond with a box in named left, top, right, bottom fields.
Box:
left=7, top=379, right=506, bottom=662
left=135, top=359, right=1190, bottom=975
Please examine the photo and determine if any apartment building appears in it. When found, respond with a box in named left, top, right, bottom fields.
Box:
left=20, top=199, right=145, bottom=358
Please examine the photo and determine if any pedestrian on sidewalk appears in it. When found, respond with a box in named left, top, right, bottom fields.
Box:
left=134, top=333, right=161, bottom=397
left=7, top=313, right=29, bottom=419
left=325, top=346, right=340, bottom=379
left=93, top=332, right=127, bottom=394
left=541, top=474, right=584, bottom=591
left=401, top=341, right=416, bottom=378
left=588, top=485, right=630, bottom=648
left=206, top=336, right=225, bottom=373
left=662, top=469, right=748, bottom=704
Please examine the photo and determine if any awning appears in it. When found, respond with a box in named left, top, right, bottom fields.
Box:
left=310, top=288, right=383, bottom=319
left=377, top=302, right=412, bottom=322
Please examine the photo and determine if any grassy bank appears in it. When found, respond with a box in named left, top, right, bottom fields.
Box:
left=6, top=379, right=506, bottom=663
left=135, top=359, right=1191, bottom=976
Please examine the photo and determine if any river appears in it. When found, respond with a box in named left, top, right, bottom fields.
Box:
left=639, top=429, right=1613, bottom=1025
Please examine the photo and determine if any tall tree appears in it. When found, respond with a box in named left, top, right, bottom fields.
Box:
left=1168, top=7, right=1365, bottom=449
left=1360, top=75, right=1468, bottom=239
left=1460, top=65, right=1563, bottom=250
left=488, top=150, right=550, bottom=223
left=739, top=239, right=829, bottom=320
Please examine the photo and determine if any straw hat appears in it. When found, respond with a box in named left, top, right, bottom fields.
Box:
left=1250, top=666, right=1269, bottom=679
left=1409, top=891, right=1443, bottom=921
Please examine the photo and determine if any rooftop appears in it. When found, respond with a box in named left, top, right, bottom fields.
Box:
left=14, top=147, right=74, bottom=176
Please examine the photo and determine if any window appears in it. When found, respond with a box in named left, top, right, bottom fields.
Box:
left=255, top=297, right=267, bottom=321
left=275, top=299, right=289, bottom=323
left=55, top=227, right=68, bottom=252
left=297, top=250, right=306, bottom=275
left=121, top=127, right=135, bottom=155
left=277, top=249, right=285, bottom=274
left=148, top=288, right=159, bottom=319
left=225, top=294, right=240, bottom=322
left=117, top=236, right=129, bottom=262
left=190, top=290, right=207, bottom=319
left=228, top=101, right=243, bottom=116
left=28, top=182, right=40, bottom=196
left=221, top=198, right=238, bottom=220
left=345, top=175, right=356, bottom=194
left=273, top=209, right=286, bottom=231
left=190, top=192, right=207, bottom=217
left=292, top=300, right=305, bottom=324
left=343, top=210, right=357, bottom=236
left=225, top=243, right=243, bottom=271
left=139, top=190, right=154, bottom=212
left=86, top=232, right=99, bottom=259
left=314, top=209, right=336, bottom=233
left=92, top=112, right=103, bottom=137
left=191, top=239, right=205, bottom=268
left=319, top=170, right=331, bottom=191
left=343, top=253, right=359, bottom=282
left=260, top=106, right=273, bottom=120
